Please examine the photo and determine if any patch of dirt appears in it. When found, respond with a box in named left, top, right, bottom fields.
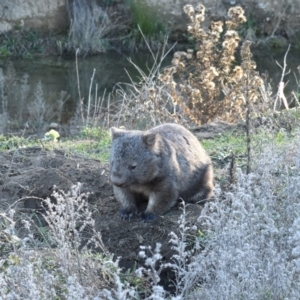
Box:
left=0, top=146, right=204, bottom=285
left=191, top=121, right=245, bottom=139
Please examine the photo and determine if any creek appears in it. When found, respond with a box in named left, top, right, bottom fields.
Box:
left=0, top=47, right=299, bottom=135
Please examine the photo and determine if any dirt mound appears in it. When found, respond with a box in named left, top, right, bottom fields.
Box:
left=0, top=147, right=204, bottom=280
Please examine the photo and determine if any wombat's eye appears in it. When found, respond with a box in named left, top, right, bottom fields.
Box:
left=128, top=164, right=137, bottom=170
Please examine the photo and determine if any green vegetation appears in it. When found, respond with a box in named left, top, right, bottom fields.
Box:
left=0, top=127, right=111, bottom=162
left=237, top=14, right=262, bottom=41
left=202, top=125, right=295, bottom=165
left=0, top=29, right=46, bottom=58
left=65, top=127, right=111, bottom=161
left=129, top=0, right=165, bottom=37
left=125, top=0, right=167, bottom=50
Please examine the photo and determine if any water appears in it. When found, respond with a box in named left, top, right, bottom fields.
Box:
left=253, top=48, right=300, bottom=96
left=0, top=48, right=299, bottom=134
left=0, top=52, right=167, bottom=130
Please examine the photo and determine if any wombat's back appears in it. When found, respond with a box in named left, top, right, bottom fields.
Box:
left=149, top=123, right=213, bottom=200
left=149, top=123, right=209, bottom=161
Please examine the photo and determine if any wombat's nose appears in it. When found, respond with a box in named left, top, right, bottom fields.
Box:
left=112, top=181, right=124, bottom=187
left=111, top=175, right=125, bottom=187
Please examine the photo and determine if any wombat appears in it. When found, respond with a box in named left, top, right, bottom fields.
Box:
left=109, top=123, right=214, bottom=221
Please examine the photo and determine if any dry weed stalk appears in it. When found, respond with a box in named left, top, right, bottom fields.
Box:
left=112, top=38, right=182, bottom=130
left=159, top=4, right=267, bottom=125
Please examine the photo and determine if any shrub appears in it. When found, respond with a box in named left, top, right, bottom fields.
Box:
left=158, top=5, right=270, bottom=125
left=0, top=183, right=138, bottom=299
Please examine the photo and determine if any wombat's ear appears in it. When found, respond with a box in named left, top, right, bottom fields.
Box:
left=143, top=132, right=157, bottom=146
left=110, top=127, right=125, bottom=140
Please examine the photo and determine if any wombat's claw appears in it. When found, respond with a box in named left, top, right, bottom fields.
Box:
left=141, top=212, right=156, bottom=222
left=119, top=208, right=135, bottom=220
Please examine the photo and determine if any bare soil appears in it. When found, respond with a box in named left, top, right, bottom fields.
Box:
left=0, top=122, right=239, bottom=290
left=0, top=146, right=204, bottom=284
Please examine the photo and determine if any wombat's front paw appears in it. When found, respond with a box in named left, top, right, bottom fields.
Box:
left=119, top=208, right=136, bottom=220
left=141, top=212, right=157, bottom=222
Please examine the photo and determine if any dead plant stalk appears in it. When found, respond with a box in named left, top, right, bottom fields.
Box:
left=274, top=44, right=291, bottom=110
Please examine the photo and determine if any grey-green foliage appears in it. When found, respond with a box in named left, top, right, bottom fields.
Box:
left=0, top=183, right=137, bottom=299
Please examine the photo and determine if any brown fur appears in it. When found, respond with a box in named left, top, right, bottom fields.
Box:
left=109, top=123, right=214, bottom=221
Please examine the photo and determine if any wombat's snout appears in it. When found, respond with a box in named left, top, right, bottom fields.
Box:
left=112, top=181, right=124, bottom=187
left=111, top=174, right=125, bottom=187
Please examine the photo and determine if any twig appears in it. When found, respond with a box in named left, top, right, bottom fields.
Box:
left=270, top=5, right=288, bottom=38
left=291, top=91, right=300, bottom=107
left=86, top=68, right=96, bottom=127
left=274, top=44, right=291, bottom=111
left=39, top=139, right=45, bottom=149
left=92, top=83, right=98, bottom=126
left=246, top=66, right=251, bottom=175
left=107, top=93, right=111, bottom=128
left=75, top=49, right=84, bottom=124
left=97, top=89, right=106, bottom=127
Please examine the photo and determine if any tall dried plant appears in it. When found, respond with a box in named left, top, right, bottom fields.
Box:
left=159, top=5, right=267, bottom=125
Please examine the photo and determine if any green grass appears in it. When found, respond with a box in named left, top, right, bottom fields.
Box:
left=125, top=0, right=167, bottom=50
left=129, top=0, right=166, bottom=38
left=0, top=29, right=45, bottom=58
left=0, top=135, right=32, bottom=150
left=68, top=127, right=111, bottom=161
left=201, top=126, right=295, bottom=170
left=200, top=124, right=297, bottom=189
left=202, top=131, right=247, bottom=168
left=0, top=127, right=111, bottom=162
left=1, top=119, right=298, bottom=168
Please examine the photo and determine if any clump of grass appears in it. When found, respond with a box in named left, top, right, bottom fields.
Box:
left=66, top=127, right=111, bottom=161
left=0, top=29, right=45, bottom=58
left=67, top=0, right=112, bottom=56
left=0, top=135, right=31, bottom=150
left=126, top=0, right=167, bottom=51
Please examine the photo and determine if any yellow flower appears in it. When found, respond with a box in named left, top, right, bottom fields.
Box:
left=45, top=129, right=60, bottom=142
